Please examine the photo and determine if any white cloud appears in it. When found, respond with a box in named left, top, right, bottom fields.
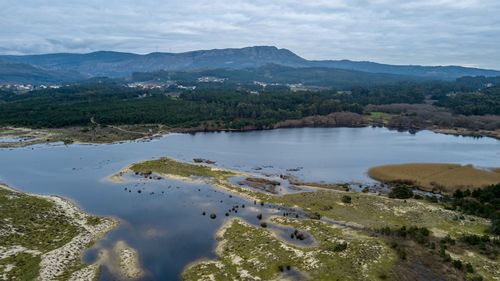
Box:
left=0, top=0, right=499, bottom=69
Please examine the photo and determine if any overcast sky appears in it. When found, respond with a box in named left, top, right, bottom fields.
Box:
left=1, top=0, right=499, bottom=69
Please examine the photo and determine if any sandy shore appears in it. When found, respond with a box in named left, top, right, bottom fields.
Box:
left=107, top=164, right=212, bottom=185
left=0, top=183, right=119, bottom=281
left=94, top=240, right=145, bottom=280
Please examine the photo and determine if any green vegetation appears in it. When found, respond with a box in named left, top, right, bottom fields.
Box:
left=121, top=156, right=500, bottom=280
left=55, top=263, right=87, bottom=281
left=377, top=225, right=497, bottom=280
left=86, top=216, right=103, bottom=226
left=444, top=183, right=500, bottom=234
left=125, top=157, right=494, bottom=238
left=0, top=253, right=41, bottom=281
left=0, top=79, right=496, bottom=130
left=0, top=187, right=79, bottom=280
left=130, top=157, right=236, bottom=180
left=434, top=86, right=500, bottom=115
left=275, top=190, right=490, bottom=237
left=388, top=185, right=414, bottom=199
left=341, top=195, right=352, bottom=203
left=183, top=218, right=397, bottom=281
left=459, top=234, right=500, bottom=258
left=0, top=188, right=80, bottom=252
left=378, top=226, right=431, bottom=245
left=366, top=111, right=392, bottom=124
left=0, top=186, right=114, bottom=280
left=0, top=84, right=364, bottom=128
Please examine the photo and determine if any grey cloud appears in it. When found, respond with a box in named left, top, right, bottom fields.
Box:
left=0, top=0, right=499, bottom=69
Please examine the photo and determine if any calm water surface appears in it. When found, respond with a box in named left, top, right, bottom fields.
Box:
left=0, top=127, right=498, bottom=280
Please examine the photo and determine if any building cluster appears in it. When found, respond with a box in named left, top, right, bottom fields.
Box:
left=197, top=76, right=226, bottom=83
left=126, top=82, right=196, bottom=91
left=0, top=84, right=61, bottom=93
left=0, top=83, right=33, bottom=92
left=126, top=82, right=168, bottom=89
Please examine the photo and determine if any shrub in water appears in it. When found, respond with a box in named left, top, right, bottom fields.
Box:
left=388, top=185, right=413, bottom=199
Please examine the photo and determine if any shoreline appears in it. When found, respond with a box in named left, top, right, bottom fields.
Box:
left=0, top=183, right=119, bottom=281
left=171, top=124, right=500, bottom=141
left=1, top=123, right=499, bottom=149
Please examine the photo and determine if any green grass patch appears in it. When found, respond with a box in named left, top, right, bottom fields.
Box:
left=275, top=190, right=490, bottom=237
left=183, top=218, right=397, bottom=281
left=0, top=253, right=41, bottom=281
left=130, top=157, right=236, bottom=180
left=55, top=262, right=87, bottom=281
left=367, top=112, right=392, bottom=123
left=86, top=216, right=102, bottom=226
left=0, top=188, right=80, bottom=252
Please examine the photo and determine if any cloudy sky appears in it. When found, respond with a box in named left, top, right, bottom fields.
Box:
left=1, top=0, right=499, bottom=69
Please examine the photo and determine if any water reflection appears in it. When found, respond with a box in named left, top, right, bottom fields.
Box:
left=0, top=127, right=497, bottom=280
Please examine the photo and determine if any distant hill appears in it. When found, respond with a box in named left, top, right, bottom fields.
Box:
left=0, top=61, right=84, bottom=84
left=0, top=47, right=307, bottom=78
left=131, top=64, right=425, bottom=89
left=1, top=46, right=499, bottom=82
left=310, top=60, right=500, bottom=80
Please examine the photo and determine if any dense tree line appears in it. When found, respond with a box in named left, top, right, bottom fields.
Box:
left=434, top=87, right=500, bottom=115
left=0, top=83, right=425, bottom=128
left=0, top=77, right=498, bottom=128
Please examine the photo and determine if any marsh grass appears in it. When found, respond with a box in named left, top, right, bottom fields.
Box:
left=368, top=163, right=500, bottom=193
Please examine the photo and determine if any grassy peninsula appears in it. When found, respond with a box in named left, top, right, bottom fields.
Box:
left=0, top=184, right=117, bottom=280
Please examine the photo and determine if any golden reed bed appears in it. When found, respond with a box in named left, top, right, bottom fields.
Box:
left=368, top=163, right=500, bottom=193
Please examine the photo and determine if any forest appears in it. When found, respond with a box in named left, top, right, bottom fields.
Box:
left=0, top=77, right=498, bottom=130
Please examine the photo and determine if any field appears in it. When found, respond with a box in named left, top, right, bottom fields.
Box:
left=368, top=163, right=500, bottom=193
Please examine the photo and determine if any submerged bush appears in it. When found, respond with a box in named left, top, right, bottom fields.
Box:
left=388, top=185, right=414, bottom=199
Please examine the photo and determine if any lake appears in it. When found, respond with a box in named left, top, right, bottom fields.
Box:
left=0, top=127, right=498, bottom=280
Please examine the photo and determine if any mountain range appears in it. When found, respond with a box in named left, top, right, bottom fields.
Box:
left=0, top=46, right=499, bottom=84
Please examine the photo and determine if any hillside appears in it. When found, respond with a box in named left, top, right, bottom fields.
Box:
left=0, top=61, right=84, bottom=84
left=1, top=46, right=499, bottom=80
left=312, top=60, right=500, bottom=80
